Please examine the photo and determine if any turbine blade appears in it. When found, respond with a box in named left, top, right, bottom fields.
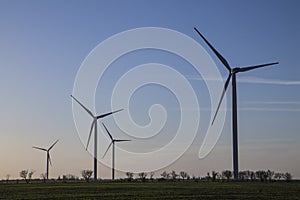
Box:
left=239, top=62, right=279, bottom=72
left=194, top=27, right=231, bottom=71
left=115, top=139, right=131, bottom=142
left=96, top=109, right=123, bottom=119
left=102, top=142, right=113, bottom=158
left=48, top=153, right=52, bottom=166
left=70, top=95, right=94, bottom=117
left=211, top=74, right=232, bottom=125
left=102, top=123, right=113, bottom=141
left=32, top=146, right=47, bottom=151
left=86, top=120, right=95, bottom=150
left=48, top=139, right=59, bottom=151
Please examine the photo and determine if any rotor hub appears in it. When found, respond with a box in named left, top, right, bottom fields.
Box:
left=231, top=67, right=240, bottom=74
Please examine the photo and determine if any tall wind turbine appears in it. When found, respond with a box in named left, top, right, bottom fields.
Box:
left=102, top=123, right=130, bottom=180
left=70, top=95, right=123, bottom=180
left=32, top=139, right=59, bottom=180
left=194, top=27, right=278, bottom=180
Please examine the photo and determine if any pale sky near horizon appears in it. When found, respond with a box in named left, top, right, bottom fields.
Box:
left=0, top=0, right=299, bottom=179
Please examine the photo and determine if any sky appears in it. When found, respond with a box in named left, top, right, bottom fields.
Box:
left=0, top=0, right=299, bottom=179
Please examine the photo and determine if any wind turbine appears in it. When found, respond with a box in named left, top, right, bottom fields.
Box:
left=102, top=123, right=130, bottom=180
left=70, top=95, right=123, bottom=180
left=194, top=27, right=278, bottom=180
left=32, top=139, right=59, bottom=180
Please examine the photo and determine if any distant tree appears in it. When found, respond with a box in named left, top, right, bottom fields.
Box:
left=263, top=171, right=268, bottom=181
left=250, top=171, right=256, bottom=181
left=238, top=171, right=243, bottom=180
left=222, top=170, right=232, bottom=181
left=161, top=171, right=169, bottom=179
left=171, top=171, right=178, bottom=180
left=138, top=172, right=147, bottom=181
left=126, top=172, right=134, bottom=181
left=179, top=171, right=188, bottom=180
left=255, top=171, right=263, bottom=181
left=6, top=174, right=10, bottom=183
left=239, top=170, right=251, bottom=181
left=206, top=172, right=211, bottom=181
left=150, top=172, right=155, bottom=180
left=20, top=170, right=28, bottom=182
left=274, top=172, right=283, bottom=181
left=28, top=171, right=34, bottom=181
left=81, top=170, right=93, bottom=182
left=267, top=170, right=274, bottom=181
left=62, top=174, right=77, bottom=181
left=41, top=173, right=47, bottom=183
left=256, top=171, right=267, bottom=182
left=191, top=175, right=196, bottom=180
left=212, top=171, right=218, bottom=181
left=70, top=174, right=78, bottom=180
left=238, top=171, right=246, bottom=181
left=20, top=170, right=34, bottom=183
left=284, top=172, right=292, bottom=182
left=244, top=170, right=251, bottom=180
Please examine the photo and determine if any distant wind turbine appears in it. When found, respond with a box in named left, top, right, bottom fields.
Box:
left=32, top=139, right=59, bottom=180
left=102, top=123, right=130, bottom=180
left=194, top=27, right=278, bottom=180
left=70, top=95, right=123, bottom=180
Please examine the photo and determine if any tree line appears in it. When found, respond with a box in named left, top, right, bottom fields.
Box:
left=2, top=169, right=292, bottom=183
left=124, top=170, right=292, bottom=182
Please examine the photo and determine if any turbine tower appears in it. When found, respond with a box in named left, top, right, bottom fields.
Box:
left=102, top=123, right=130, bottom=180
left=194, top=27, right=278, bottom=180
left=71, top=95, right=123, bottom=181
left=32, top=139, right=59, bottom=180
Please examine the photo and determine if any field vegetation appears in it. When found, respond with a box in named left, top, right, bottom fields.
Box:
left=1, top=179, right=299, bottom=199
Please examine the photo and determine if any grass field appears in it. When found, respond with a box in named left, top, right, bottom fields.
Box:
left=0, top=181, right=299, bottom=199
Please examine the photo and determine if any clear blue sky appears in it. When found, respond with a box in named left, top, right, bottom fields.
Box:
left=0, top=0, right=299, bottom=179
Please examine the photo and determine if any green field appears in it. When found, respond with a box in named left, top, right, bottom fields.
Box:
left=0, top=181, right=299, bottom=199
